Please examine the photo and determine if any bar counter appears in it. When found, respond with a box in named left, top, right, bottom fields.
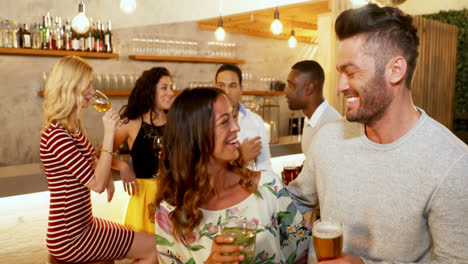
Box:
left=0, top=136, right=303, bottom=198
left=0, top=146, right=305, bottom=263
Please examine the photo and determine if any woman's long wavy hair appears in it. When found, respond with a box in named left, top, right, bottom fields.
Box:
left=156, top=87, right=255, bottom=238
left=119, top=67, right=171, bottom=123
left=41, top=56, right=93, bottom=135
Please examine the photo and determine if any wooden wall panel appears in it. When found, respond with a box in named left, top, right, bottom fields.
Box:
left=411, top=16, right=458, bottom=129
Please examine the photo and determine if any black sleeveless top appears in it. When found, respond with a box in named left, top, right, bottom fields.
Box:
left=130, top=121, right=165, bottom=178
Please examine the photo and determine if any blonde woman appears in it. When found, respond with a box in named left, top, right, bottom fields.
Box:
left=40, top=56, right=158, bottom=263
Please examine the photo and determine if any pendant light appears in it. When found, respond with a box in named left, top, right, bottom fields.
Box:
left=120, top=0, right=136, bottom=13
left=71, top=0, right=90, bottom=34
left=215, top=0, right=225, bottom=41
left=288, top=17, right=296, bottom=48
left=270, top=7, right=283, bottom=35
left=288, top=30, right=296, bottom=48
left=215, top=17, right=226, bottom=41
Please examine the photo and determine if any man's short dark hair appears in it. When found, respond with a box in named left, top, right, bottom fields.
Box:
left=292, top=60, right=325, bottom=89
left=215, top=64, right=242, bottom=85
left=335, top=4, right=420, bottom=87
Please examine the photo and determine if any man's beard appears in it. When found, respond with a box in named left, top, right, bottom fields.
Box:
left=346, top=71, right=392, bottom=126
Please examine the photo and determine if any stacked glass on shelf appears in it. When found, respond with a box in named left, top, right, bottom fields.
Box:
left=41, top=72, right=141, bottom=92
left=0, top=13, right=113, bottom=53
left=188, top=81, right=216, bottom=88
left=130, top=36, right=199, bottom=57
left=207, top=41, right=237, bottom=58
left=129, top=36, right=238, bottom=58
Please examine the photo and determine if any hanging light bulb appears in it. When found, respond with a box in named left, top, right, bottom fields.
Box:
left=120, top=0, right=136, bottom=13
left=215, top=17, right=226, bottom=41
left=71, top=0, right=90, bottom=34
left=270, top=8, right=283, bottom=35
left=288, top=30, right=297, bottom=48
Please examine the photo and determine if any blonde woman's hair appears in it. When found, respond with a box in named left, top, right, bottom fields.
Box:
left=42, top=56, right=94, bottom=135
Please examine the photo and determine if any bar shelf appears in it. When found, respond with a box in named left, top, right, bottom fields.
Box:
left=0, top=47, right=119, bottom=59
left=128, top=55, right=244, bottom=64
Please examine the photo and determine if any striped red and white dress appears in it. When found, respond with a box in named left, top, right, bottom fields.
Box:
left=40, top=122, right=134, bottom=263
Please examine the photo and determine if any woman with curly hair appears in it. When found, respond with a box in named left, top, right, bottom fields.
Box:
left=112, top=67, right=174, bottom=234
left=155, top=87, right=310, bottom=264
left=40, top=56, right=157, bottom=263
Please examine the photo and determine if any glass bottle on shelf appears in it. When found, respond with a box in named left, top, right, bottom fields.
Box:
left=104, top=20, right=112, bottom=53
left=0, top=21, right=3, bottom=48
left=48, top=16, right=53, bottom=50
left=71, top=26, right=79, bottom=51
left=11, top=20, right=18, bottom=48
left=41, top=16, right=48, bottom=49
left=85, top=19, right=93, bottom=52
left=93, top=20, right=101, bottom=52
left=3, top=20, right=12, bottom=48
left=55, top=17, right=63, bottom=50
left=31, top=23, right=41, bottom=49
left=64, top=19, right=72, bottom=50
left=99, top=22, right=104, bottom=52
left=21, top=24, right=31, bottom=49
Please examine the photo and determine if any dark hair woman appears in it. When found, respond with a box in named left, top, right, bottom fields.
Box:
left=112, top=67, right=174, bottom=234
left=155, top=87, right=310, bottom=264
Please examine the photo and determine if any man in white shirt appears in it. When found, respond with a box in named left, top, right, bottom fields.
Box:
left=284, top=60, right=341, bottom=157
left=215, top=64, right=273, bottom=171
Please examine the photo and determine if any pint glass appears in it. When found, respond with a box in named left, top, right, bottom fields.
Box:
left=312, top=218, right=343, bottom=261
left=221, top=219, right=257, bottom=264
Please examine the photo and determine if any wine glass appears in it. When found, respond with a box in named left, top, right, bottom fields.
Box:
left=91, top=90, right=111, bottom=112
left=90, top=90, right=126, bottom=128
left=152, top=135, right=163, bottom=177
left=153, top=135, right=163, bottom=157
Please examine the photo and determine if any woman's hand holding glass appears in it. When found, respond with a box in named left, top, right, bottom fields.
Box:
left=102, top=108, right=120, bottom=134
left=91, top=90, right=126, bottom=129
left=205, top=235, right=245, bottom=264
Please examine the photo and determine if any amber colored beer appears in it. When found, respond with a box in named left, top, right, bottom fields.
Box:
left=312, top=219, right=343, bottom=261
left=282, top=166, right=299, bottom=185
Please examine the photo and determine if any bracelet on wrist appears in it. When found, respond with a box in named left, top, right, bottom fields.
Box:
left=100, top=148, right=117, bottom=156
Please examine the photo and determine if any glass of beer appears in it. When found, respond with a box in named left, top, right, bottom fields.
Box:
left=312, top=218, right=343, bottom=261
left=221, top=218, right=257, bottom=264
left=282, top=161, right=299, bottom=185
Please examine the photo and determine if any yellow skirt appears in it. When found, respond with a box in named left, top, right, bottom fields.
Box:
left=123, top=178, right=158, bottom=234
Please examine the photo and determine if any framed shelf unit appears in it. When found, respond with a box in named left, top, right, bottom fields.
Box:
left=128, top=55, right=244, bottom=64
left=0, top=47, right=119, bottom=59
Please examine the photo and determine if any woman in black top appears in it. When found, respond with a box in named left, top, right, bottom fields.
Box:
left=112, top=67, right=174, bottom=234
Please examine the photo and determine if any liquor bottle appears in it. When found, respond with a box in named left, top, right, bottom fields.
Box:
left=11, top=20, right=18, bottom=48
left=41, top=16, right=48, bottom=49
left=104, top=20, right=112, bottom=53
left=85, top=19, right=93, bottom=51
left=79, top=18, right=89, bottom=52
left=71, top=27, right=80, bottom=51
left=47, top=16, right=53, bottom=50
left=93, top=20, right=101, bottom=52
left=2, top=20, right=12, bottom=48
left=54, top=17, right=63, bottom=50
left=50, top=17, right=57, bottom=50
left=21, top=24, right=32, bottom=49
left=64, top=19, right=72, bottom=51
left=31, top=23, right=41, bottom=49
left=79, top=31, right=85, bottom=51
left=99, top=22, right=104, bottom=52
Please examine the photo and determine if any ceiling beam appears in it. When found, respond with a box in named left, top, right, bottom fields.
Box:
left=198, top=23, right=317, bottom=43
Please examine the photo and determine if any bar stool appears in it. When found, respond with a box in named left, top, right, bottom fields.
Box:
left=46, top=254, right=115, bottom=264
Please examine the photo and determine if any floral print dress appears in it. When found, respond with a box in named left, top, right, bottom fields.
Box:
left=155, top=171, right=311, bottom=264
